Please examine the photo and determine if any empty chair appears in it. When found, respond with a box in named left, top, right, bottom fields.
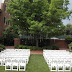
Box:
left=57, top=63, right=64, bottom=71
left=43, top=50, right=72, bottom=72
left=64, top=64, right=71, bottom=71
left=0, top=49, right=30, bottom=71
left=50, top=63, right=57, bottom=71
left=12, top=59, right=18, bottom=71
left=19, top=60, right=26, bottom=71
left=5, top=59, right=12, bottom=71
left=2, top=58, right=6, bottom=66
left=0, top=58, right=2, bottom=66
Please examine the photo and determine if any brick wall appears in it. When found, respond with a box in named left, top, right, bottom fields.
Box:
left=51, top=39, right=68, bottom=49
left=14, top=38, right=68, bottom=49
left=0, top=0, right=10, bottom=37
left=14, top=38, right=20, bottom=46
left=0, top=3, right=4, bottom=36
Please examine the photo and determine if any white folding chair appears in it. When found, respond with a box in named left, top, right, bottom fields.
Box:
left=64, top=64, right=71, bottom=71
left=19, top=60, right=26, bottom=71
left=50, top=63, right=57, bottom=71
left=12, top=59, right=18, bottom=71
left=5, top=61, right=12, bottom=70
left=57, top=63, right=64, bottom=71
left=0, top=58, right=2, bottom=66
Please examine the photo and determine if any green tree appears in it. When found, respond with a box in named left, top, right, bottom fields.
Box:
left=7, top=0, right=72, bottom=47
left=3, top=25, right=19, bottom=45
left=65, top=23, right=72, bottom=35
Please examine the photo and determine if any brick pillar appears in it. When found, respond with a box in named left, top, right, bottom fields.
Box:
left=14, top=38, right=20, bottom=46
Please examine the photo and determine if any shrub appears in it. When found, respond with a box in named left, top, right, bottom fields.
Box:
left=0, top=37, right=4, bottom=44
left=0, top=44, right=5, bottom=52
left=52, top=45, right=59, bottom=50
left=65, top=36, right=72, bottom=40
left=69, top=42, right=72, bottom=51
left=43, top=45, right=59, bottom=50
left=69, top=42, right=72, bottom=46
left=15, top=44, right=59, bottom=50
left=15, top=45, right=42, bottom=50
left=42, top=46, right=52, bottom=50
left=65, top=36, right=72, bottom=44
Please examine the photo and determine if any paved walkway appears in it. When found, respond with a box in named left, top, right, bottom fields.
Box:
left=5, top=46, right=70, bottom=54
left=30, top=50, right=43, bottom=54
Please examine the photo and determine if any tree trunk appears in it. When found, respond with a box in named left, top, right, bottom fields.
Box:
left=36, top=39, right=38, bottom=47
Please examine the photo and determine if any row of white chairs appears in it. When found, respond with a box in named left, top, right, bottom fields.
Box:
left=43, top=50, right=72, bottom=71
left=0, top=49, right=30, bottom=71
left=5, top=59, right=26, bottom=71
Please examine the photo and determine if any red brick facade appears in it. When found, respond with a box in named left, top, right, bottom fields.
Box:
left=51, top=39, right=68, bottom=49
left=0, top=0, right=10, bottom=37
left=14, top=38, right=20, bottom=46
left=14, top=38, right=68, bottom=49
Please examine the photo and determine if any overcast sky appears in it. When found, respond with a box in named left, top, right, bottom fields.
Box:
left=62, top=0, right=72, bottom=25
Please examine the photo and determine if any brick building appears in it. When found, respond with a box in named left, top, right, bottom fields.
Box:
left=0, top=0, right=10, bottom=37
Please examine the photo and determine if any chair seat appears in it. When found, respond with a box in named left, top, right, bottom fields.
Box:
left=12, top=62, right=18, bottom=66
left=19, top=63, right=26, bottom=66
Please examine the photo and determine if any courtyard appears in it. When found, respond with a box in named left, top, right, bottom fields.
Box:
left=0, top=54, right=72, bottom=72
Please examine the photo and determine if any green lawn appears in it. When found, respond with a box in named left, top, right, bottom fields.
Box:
left=0, top=54, right=72, bottom=72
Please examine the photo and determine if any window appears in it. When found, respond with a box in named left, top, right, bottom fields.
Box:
left=4, top=17, right=7, bottom=25
left=8, top=21, right=10, bottom=26
left=4, top=17, right=6, bottom=24
left=4, top=5, right=7, bottom=13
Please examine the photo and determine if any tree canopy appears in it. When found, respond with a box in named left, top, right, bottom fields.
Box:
left=7, top=0, right=72, bottom=46
left=65, top=23, right=72, bottom=35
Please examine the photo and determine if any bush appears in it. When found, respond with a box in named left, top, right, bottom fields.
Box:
left=0, top=37, right=4, bottom=44
left=69, top=42, right=72, bottom=46
left=52, top=45, right=59, bottom=50
left=43, top=45, right=59, bottom=50
left=69, top=42, right=72, bottom=51
left=65, top=36, right=72, bottom=44
left=0, top=44, right=5, bottom=52
left=15, top=45, right=42, bottom=50
left=65, top=36, right=72, bottom=40
left=42, top=46, right=52, bottom=50
left=15, top=45, right=59, bottom=50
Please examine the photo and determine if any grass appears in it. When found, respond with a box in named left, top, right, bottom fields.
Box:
left=13, top=66, right=17, bottom=69
left=52, top=67, right=56, bottom=70
left=0, top=54, right=72, bottom=72
left=20, top=66, right=24, bottom=69
left=6, top=66, right=10, bottom=69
